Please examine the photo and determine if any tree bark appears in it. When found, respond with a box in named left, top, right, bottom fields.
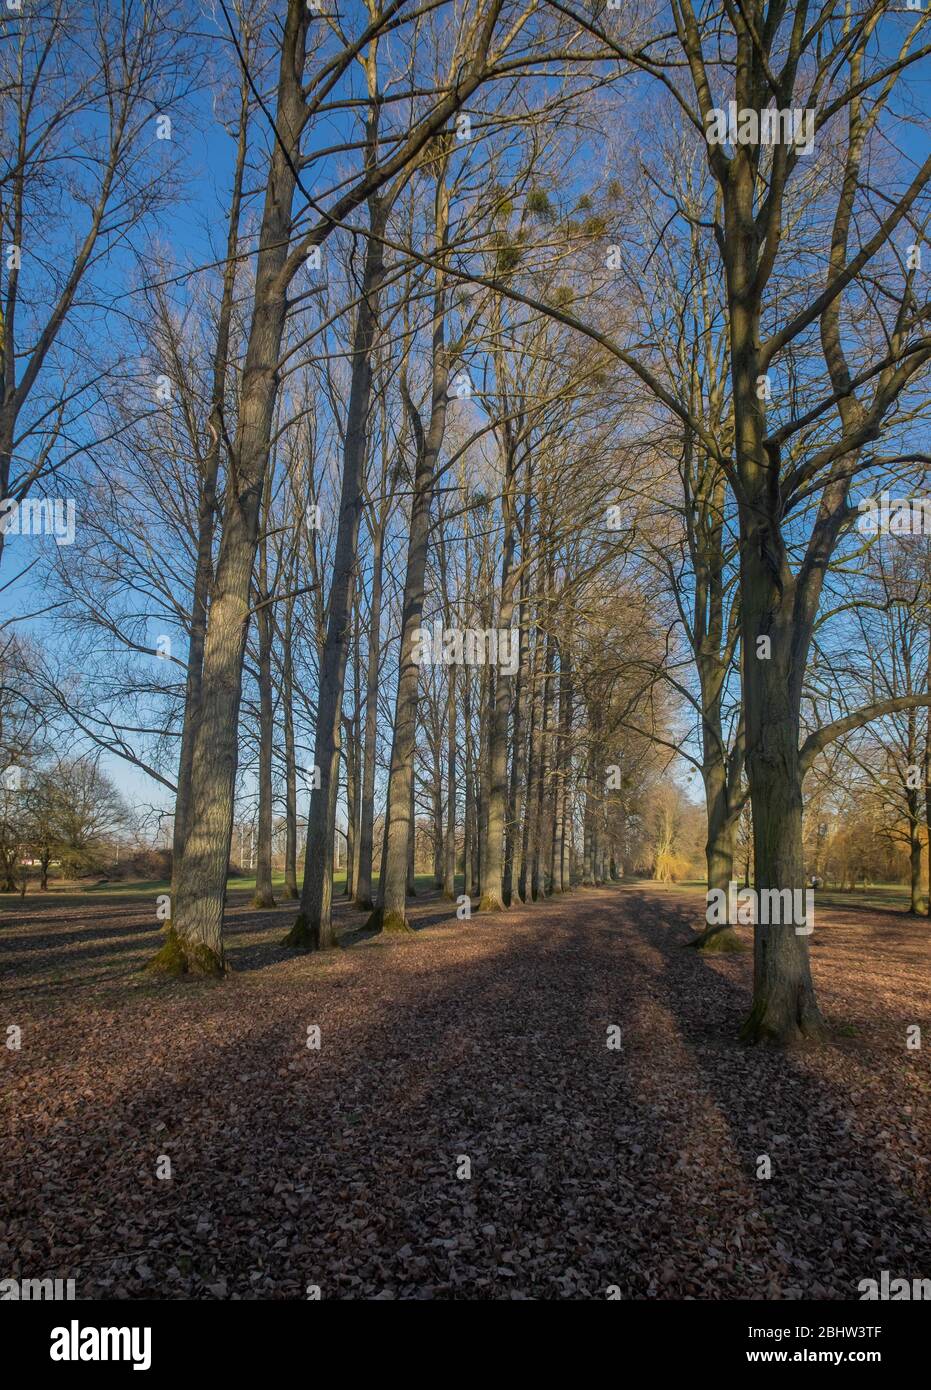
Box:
left=463, top=667, right=475, bottom=900
left=444, top=658, right=458, bottom=899
left=520, top=618, right=543, bottom=901
left=551, top=641, right=572, bottom=893
left=354, top=518, right=385, bottom=909
left=287, top=200, right=388, bottom=950
left=252, top=521, right=277, bottom=908
left=170, top=63, right=248, bottom=903
left=344, top=715, right=358, bottom=901
left=281, top=588, right=299, bottom=900
left=737, top=494, right=824, bottom=1042
left=369, top=346, right=449, bottom=927
left=689, top=758, right=743, bottom=952
left=367, top=159, right=451, bottom=933
left=503, top=614, right=527, bottom=906
left=153, top=2, right=309, bottom=976
left=478, top=440, right=519, bottom=912
left=407, top=768, right=418, bottom=898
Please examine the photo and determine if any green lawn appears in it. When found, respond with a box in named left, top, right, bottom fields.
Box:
left=620, top=875, right=923, bottom=916
left=6, top=872, right=921, bottom=918
left=811, top=882, right=922, bottom=915
left=0, top=870, right=449, bottom=911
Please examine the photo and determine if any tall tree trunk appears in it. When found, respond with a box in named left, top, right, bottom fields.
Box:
left=407, top=769, right=418, bottom=897
left=344, top=716, right=357, bottom=900
left=253, top=519, right=276, bottom=908
left=738, top=506, right=823, bottom=1043
left=368, top=163, right=450, bottom=933
left=354, top=519, right=385, bottom=909
left=689, top=759, right=743, bottom=953
left=153, top=3, right=309, bottom=976
left=592, top=758, right=604, bottom=886
left=504, top=496, right=532, bottom=904
left=550, top=642, right=571, bottom=893
left=479, top=449, right=519, bottom=912
left=909, top=814, right=922, bottom=915
left=542, top=634, right=561, bottom=895
left=343, top=597, right=362, bottom=899
left=432, top=744, right=444, bottom=888
left=904, top=708, right=921, bottom=913
left=537, top=603, right=559, bottom=897
left=281, top=590, right=299, bottom=900
left=437, top=525, right=458, bottom=899
left=288, top=199, right=388, bottom=950
left=429, top=691, right=444, bottom=888
left=581, top=736, right=596, bottom=887
left=444, top=663, right=457, bottom=899
left=520, top=620, right=543, bottom=901
left=170, top=66, right=248, bottom=903
left=724, top=84, right=825, bottom=1043
left=369, top=346, right=449, bottom=928
left=503, top=616, right=527, bottom=906
left=684, top=424, right=745, bottom=951
left=463, top=668, right=475, bottom=900
left=477, top=659, right=493, bottom=900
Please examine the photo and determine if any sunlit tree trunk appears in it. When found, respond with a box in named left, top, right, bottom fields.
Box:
left=281, top=588, right=299, bottom=900
left=253, top=513, right=276, bottom=908
left=288, top=200, right=388, bottom=950
left=736, top=396, right=823, bottom=1042
left=550, top=642, right=572, bottom=893
left=170, top=66, right=248, bottom=903
left=407, top=771, right=417, bottom=898
left=533, top=626, right=555, bottom=897
left=521, top=618, right=543, bottom=901
left=479, top=428, right=519, bottom=910
left=369, top=165, right=451, bottom=932
left=463, top=667, right=475, bottom=900
left=154, top=2, right=309, bottom=976
left=354, top=520, right=385, bottom=909
left=503, top=612, right=526, bottom=905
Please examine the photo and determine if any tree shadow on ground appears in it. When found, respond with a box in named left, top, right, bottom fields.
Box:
left=3, top=886, right=927, bottom=1299
left=622, top=887, right=931, bottom=1300
left=1, top=884, right=470, bottom=996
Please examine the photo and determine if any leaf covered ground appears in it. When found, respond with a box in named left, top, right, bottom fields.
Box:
left=1, top=883, right=928, bottom=1299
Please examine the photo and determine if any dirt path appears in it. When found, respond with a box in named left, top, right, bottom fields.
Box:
left=1, top=885, right=928, bottom=1299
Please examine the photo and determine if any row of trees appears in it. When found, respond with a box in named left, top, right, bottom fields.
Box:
left=0, top=760, right=129, bottom=893
left=536, top=0, right=931, bottom=1039
left=4, top=1, right=931, bottom=1044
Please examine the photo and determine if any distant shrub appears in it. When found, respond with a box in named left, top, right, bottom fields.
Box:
left=132, top=848, right=172, bottom=879
left=58, top=849, right=107, bottom=880
left=654, top=851, right=691, bottom=883
left=100, top=847, right=171, bottom=881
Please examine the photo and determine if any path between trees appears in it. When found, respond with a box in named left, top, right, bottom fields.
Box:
left=1, top=884, right=928, bottom=1298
